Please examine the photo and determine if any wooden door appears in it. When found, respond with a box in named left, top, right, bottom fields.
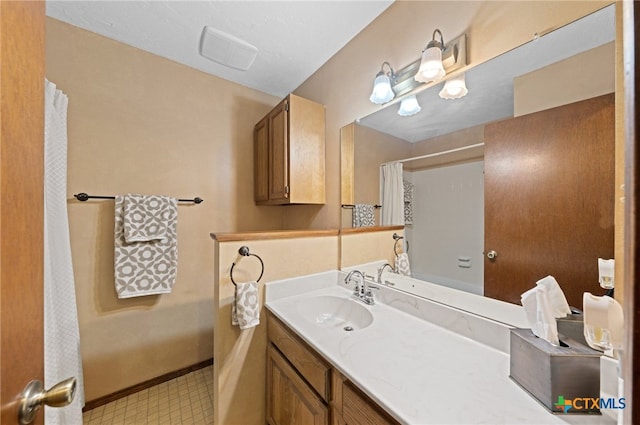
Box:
left=254, top=116, right=270, bottom=202
left=484, top=94, right=615, bottom=307
left=266, top=345, right=328, bottom=425
left=0, top=1, right=46, bottom=425
left=269, top=99, right=289, bottom=203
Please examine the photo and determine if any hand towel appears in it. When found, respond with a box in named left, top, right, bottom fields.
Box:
left=232, top=281, right=260, bottom=330
left=352, top=204, right=375, bottom=228
left=403, top=180, right=414, bottom=225
left=123, top=194, right=173, bottom=242
left=395, top=253, right=411, bottom=276
left=114, top=195, right=178, bottom=298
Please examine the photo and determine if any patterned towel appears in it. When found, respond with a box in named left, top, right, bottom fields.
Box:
left=232, top=281, right=260, bottom=330
left=352, top=204, right=376, bottom=227
left=114, top=195, right=178, bottom=298
left=123, top=194, right=173, bottom=242
left=395, top=253, right=411, bottom=276
left=403, top=181, right=414, bottom=225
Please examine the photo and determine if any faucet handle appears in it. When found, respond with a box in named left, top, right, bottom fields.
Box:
left=366, top=284, right=379, bottom=295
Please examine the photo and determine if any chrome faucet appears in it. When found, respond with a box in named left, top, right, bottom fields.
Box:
left=377, top=263, right=395, bottom=283
left=345, top=270, right=365, bottom=297
left=344, top=270, right=378, bottom=305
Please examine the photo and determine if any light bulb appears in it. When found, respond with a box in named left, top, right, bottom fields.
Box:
left=439, top=73, right=468, bottom=99
left=398, top=95, right=421, bottom=116
left=370, top=73, right=394, bottom=104
left=414, top=47, right=445, bottom=83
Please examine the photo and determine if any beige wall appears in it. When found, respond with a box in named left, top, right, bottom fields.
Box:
left=514, top=42, right=615, bottom=116
left=46, top=18, right=286, bottom=401
left=355, top=124, right=412, bottom=205
left=341, top=124, right=412, bottom=227
left=340, top=228, right=402, bottom=268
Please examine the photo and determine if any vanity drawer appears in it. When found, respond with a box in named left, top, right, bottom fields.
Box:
left=268, top=313, right=331, bottom=401
left=342, top=381, right=399, bottom=425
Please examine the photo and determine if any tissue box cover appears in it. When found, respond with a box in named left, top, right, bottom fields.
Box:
left=510, top=328, right=601, bottom=414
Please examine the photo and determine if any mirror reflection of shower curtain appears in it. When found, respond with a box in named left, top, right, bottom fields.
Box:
left=44, top=79, right=84, bottom=424
left=381, top=162, right=404, bottom=225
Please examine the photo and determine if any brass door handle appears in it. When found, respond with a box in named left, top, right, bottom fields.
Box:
left=486, top=250, right=498, bottom=261
left=18, top=377, right=76, bottom=424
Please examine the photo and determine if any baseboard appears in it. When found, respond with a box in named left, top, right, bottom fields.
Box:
left=82, top=358, right=214, bottom=412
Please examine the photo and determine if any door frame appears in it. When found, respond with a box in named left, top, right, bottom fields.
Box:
left=0, top=1, right=46, bottom=425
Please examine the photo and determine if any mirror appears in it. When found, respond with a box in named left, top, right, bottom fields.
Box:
left=340, top=5, right=616, bottom=310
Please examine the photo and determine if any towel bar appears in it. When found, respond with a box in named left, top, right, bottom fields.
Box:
left=74, top=192, right=203, bottom=204
left=230, top=246, right=264, bottom=287
left=341, top=204, right=382, bottom=209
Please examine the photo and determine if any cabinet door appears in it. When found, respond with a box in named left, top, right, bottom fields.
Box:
left=254, top=117, right=270, bottom=202
left=269, top=99, right=289, bottom=202
left=267, top=345, right=329, bottom=425
left=484, top=94, right=614, bottom=307
left=342, top=382, right=397, bottom=425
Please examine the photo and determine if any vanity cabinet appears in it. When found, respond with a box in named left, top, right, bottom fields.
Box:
left=254, top=94, right=326, bottom=205
left=267, top=345, right=329, bottom=425
left=267, top=312, right=399, bottom=425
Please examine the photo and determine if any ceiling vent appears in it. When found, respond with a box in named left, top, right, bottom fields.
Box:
left=199, top=26, right=258, bottom=71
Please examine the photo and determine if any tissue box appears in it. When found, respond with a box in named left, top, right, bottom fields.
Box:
left=510, top=328, right=601, bottom=414
left=556, top=313, right=588, bottom=347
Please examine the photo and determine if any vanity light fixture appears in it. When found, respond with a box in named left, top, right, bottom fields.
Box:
left=415, top=29, right=446, bottom=83
left=367, top=32, right=466, bottom=105
left=439, top=73, right=468, bottom=99
left=397, top=95, right=421, bottom=116
left=369, top=61, right=396, bottom=104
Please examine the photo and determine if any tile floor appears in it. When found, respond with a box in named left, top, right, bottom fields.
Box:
left=82, top=365, right=214, bottom=425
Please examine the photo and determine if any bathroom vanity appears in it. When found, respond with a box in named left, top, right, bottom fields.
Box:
left=265, top=270, right=615, bottom=425
left=267, top=311, right=398, bottom=425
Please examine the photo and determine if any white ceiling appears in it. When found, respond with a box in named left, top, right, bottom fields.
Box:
left=358, top=4, right=615, bottom=142
left=46, top=0, right=394, bottom=98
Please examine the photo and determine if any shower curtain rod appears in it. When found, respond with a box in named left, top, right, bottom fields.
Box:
left=381, top=142, right=484, bottom=165
left=73, top=193, right=204, bottom=204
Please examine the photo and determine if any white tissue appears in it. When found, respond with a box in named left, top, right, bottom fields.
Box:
left=521, top=286, right=560, bottom=346
left=536, top=275, right=571, bottom=318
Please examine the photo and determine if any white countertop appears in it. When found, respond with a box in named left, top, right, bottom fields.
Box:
left=265, top=273, right=614, bottom=425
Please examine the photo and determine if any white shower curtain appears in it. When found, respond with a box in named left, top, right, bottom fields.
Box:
left=44, top=79, right=84, bottom=424
left=381, top=162, right=405, bottom=225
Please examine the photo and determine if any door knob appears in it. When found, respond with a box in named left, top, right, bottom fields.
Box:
left=486, top=250, right=498, bottom=261
left=18, top=377, right=76, bottom=425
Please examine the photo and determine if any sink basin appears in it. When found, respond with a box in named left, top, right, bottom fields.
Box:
left=296, top=295, right=373, bottom=330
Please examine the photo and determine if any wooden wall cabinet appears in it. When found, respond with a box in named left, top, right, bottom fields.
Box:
left=254, top=94, right=326, bottom=205
left=266, top=312, right=399, bottom=425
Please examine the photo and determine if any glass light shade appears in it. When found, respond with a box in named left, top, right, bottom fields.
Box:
left=369, top=73, right=395, bottom=104
left=414, top=47, right=446, bottom=83
left=397, top=95, right=421, bottom=116
left=439, top=73, right=468, bottom=99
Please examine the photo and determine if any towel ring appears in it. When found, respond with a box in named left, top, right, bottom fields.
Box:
left=393, top=233, right=404, bottom=256
left=230, top=246, right=264, bottom=287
